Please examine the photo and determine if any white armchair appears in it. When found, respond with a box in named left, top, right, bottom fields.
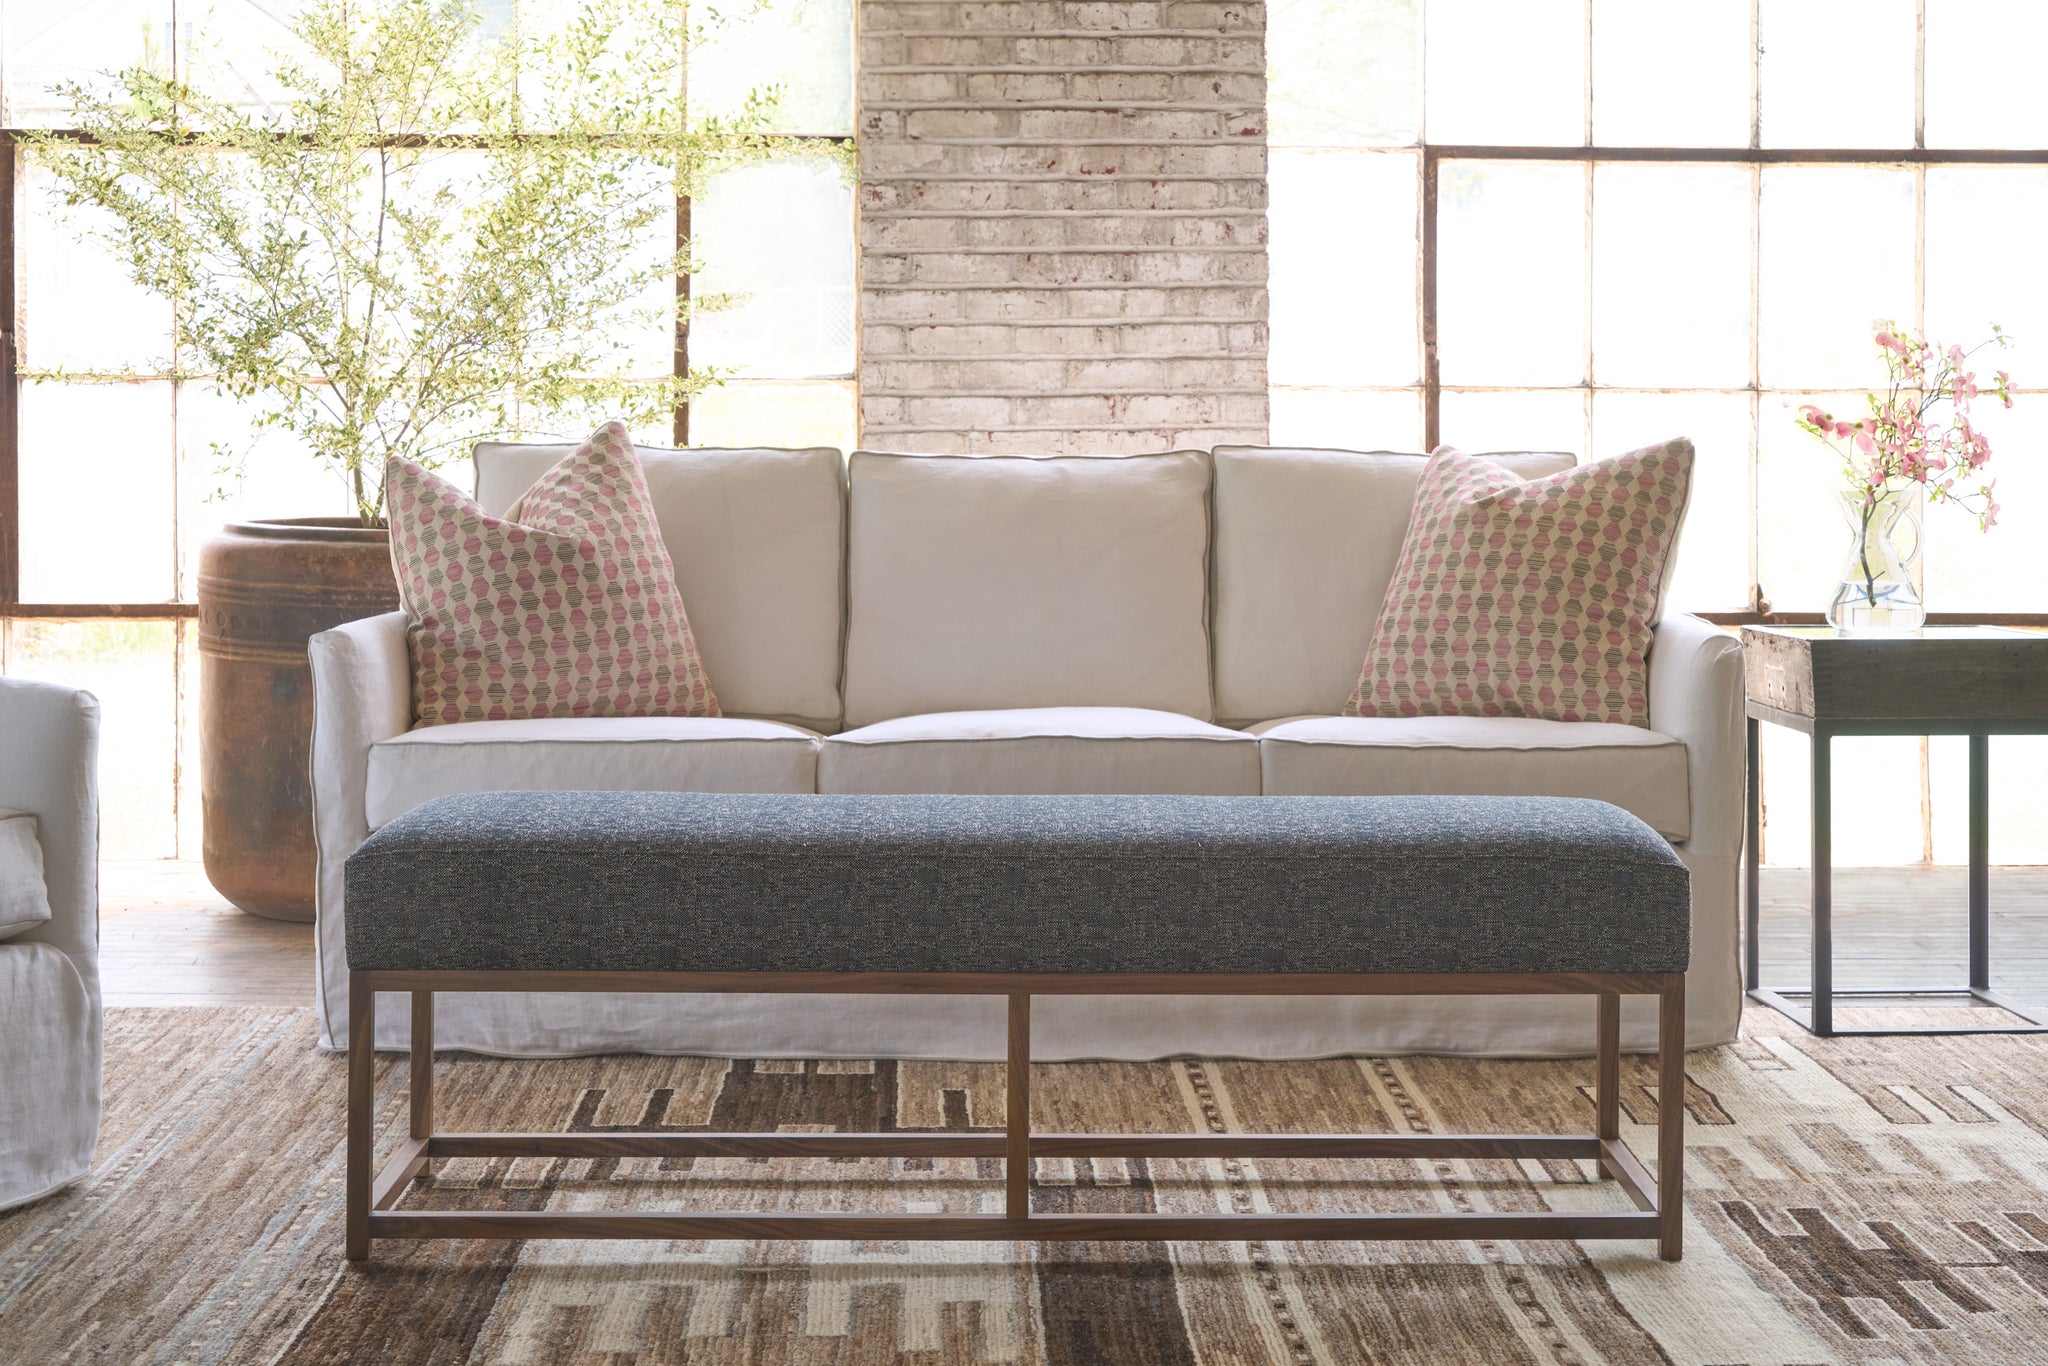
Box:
left=0, top=677, right=102, bottom=1210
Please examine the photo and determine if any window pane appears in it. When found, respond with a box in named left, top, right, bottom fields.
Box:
left=1760, top=729, right=1925, bottom=867
left=19, top=382, right=176, bottom=603
left=1591, top=391, right=1752, bottom=611
left=1931, top=735, right=2048, bottom=865
left=1592, top=0, right=1750, bottom=147
left=1439, top=389, right=1586, bottom=458
left=1755, top=390, right=1866, bottom=611
left=690, top=0, right=853, bottom=136
left=1437, top=161, right=1587, bottom=386
left=1922, top=404, right=2044, bottom=613
left=19, top=159, right=174, bottom=373
left=1269, top=388, right=1424, bottom=450
left=1759, top=0, right=1916, bottom=148
left=1268, top=0, right=1421, bottom=147
left=177, top=384, right=357, bottom=600
left=1592, top=163, right=1751, bottom=388
left=1925, top=0, right=2048, bottom=149
left=1758, top=167, right=1914, bottom=389
left=1425, top=0, right=1587, bottom=147
left=1926, top=168, right=2048, bottom=390
left=2, top=0, right=168, bottom=126
left=692, top=158, right=855, bottom=378
left=1268, top=150, right=1419, bottom=387
left=180, top=0, right=322, bottom=112
left=3, top=620, right=178, bottom=860
left=690, top=380, right=858, bottom=451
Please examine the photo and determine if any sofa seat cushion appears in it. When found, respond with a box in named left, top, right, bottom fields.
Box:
left=0, top=811, right=52, bottom=942
left=365, top=717, right=820, bottom=829
left=820, top=707, right=1260, bottom=796
left=1254, top=715, right=1689, bottom=841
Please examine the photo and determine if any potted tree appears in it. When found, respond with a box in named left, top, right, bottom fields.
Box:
left=30, top=0, right=796, bottom=918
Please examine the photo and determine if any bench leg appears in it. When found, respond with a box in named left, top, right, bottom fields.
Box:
left=411, top=990, right=435, bottom=1142
left=1007, top=993, right=1031, bottom=1222
left=1596, top=991, right=1620, bottom=1142
left=346, top=975, right=375, bottom=1262
left=1658, top=974, right=1686, bottom=1262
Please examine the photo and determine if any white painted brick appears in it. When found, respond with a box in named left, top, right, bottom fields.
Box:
left=963, top=72, right=1070, bottom=102
left=861, top=217, right=967, bottom=251
left=960, top=289, right=1070, bottom=321
left=863, top=289, right=968, bottom=322
left=1069, top=71, right=1175, bottom=103
left=907, top=395, right=1015, bottom=427
left=906, top=324, right=1018, bottom=355
left=859, top=0, right=1269, bottom=448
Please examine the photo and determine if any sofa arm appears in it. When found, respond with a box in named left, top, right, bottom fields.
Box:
left=309, top=612, right=411, bottom=1044
left=0, top=679, right=100, bottom=963
left=1647, top=614, right=1745, bottom=857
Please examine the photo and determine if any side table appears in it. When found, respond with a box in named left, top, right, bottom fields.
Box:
left=1743, top=625, right=2048, bottom=1036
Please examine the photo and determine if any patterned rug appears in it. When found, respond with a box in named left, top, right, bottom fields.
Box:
left=7, top=1007, right=2048, bottom=1363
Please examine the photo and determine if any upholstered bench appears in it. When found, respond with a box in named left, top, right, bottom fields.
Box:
left=343, top=791, right=1692, bottom=1261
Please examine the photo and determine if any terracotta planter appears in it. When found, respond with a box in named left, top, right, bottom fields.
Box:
left=197, top=519, right=400, bottom=921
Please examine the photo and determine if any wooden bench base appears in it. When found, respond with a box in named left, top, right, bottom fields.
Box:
left=346, top=970, right=1686, bottom=1262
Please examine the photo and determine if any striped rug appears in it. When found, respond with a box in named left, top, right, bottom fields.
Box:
left=5, top=1005, right=2048, bottom=1363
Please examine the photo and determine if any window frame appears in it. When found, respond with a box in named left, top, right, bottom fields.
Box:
left=1269, top=0, right=2048, bottom=624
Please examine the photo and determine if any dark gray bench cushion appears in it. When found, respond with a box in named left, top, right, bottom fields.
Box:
left=345, top=792, right=1690, bottom=976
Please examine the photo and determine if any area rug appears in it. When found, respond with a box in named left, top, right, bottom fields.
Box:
left=7, top=1008, right=2048, bottom=1363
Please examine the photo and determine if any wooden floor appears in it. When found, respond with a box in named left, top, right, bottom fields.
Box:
left=100, top=859, right=2048, bottom=1014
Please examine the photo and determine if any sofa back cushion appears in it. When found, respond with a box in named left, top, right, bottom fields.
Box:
left=1210, top=446, right=1577, bottom=726
left=475, top=442, right=846, bottom=732
left=842, top=450, right=1215, bottom=728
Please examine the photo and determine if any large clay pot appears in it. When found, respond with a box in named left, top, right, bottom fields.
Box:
left=197, top=519, right=400, bottom=921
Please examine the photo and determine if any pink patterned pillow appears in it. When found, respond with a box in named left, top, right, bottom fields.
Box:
left=387, top=421, right=720, bottom=726
left=1344, top=439, right=1693, bottom=727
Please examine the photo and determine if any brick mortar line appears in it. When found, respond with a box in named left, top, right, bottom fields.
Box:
left=862, top=208, right=1263, bottom=218
left=859, top=29, right=1261, bottom=40
left=865, top=349, right=1263, bottom=360
left=864, top=390, right=1269, bottom=400
left=862, top=65, right=1256, bottom=76
left=860, top=101, right=1260, bottom=112
left=863, top=280, right=1265, bottom=291
left=866, top=423, right=1268, bottom=434
left=862, top=173, right=1267, bottom=182
left=863, top=315, right=1263, bottom=325
left=866, top=244, right=1266, bottom=255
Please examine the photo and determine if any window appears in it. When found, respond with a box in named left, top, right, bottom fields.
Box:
left=0, top=0, right=855, bottom=856
left=1268, top=0, right=2048, bottom=865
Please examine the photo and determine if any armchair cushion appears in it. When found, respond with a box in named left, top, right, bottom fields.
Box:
left=1254, top=714, right=1690, bottom=840
left=0, top=812, right=52, bottom=941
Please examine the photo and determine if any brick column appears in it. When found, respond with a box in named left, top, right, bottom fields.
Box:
left=857, top=1, right=1269, bottom=454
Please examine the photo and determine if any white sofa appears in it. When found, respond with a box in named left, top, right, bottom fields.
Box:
left=310, top=443, right=1744, bottom=1060
left=0, top=678, right=102, bottom=1210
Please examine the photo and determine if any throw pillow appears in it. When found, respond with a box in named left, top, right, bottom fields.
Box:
left=387, top=421, right=721, bottom=726
left=1344, top=438, right=1694, bottom=728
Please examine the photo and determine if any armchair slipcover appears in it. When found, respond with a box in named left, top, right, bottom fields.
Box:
left=0, top=677, right=101, bottom=1210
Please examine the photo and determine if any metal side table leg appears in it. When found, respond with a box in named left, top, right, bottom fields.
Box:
left=1810, top=727, right=1833, bottom=1038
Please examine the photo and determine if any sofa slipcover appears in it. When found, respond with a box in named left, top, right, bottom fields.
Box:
left=0, top=679, right=101, bottom=1211
left=1253, top=715, right=1691, bottom=841
left=474, top=442, right=846, bottom=732
left=0, top=812, right=54, bottom=940
left=308, top=441, right=1748, bottom=1061
left=842, top=450, right=1216, bottom=728
left=819, top=707, right=1259, bottom=796
left=365, top=717, right=821, bottom=829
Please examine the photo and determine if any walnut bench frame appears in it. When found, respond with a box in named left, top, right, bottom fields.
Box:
left=346, top=968, right=1686, bottom=1262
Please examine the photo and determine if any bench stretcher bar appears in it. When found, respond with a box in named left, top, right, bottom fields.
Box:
left=345, top=969, right=1686, bottom=1262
